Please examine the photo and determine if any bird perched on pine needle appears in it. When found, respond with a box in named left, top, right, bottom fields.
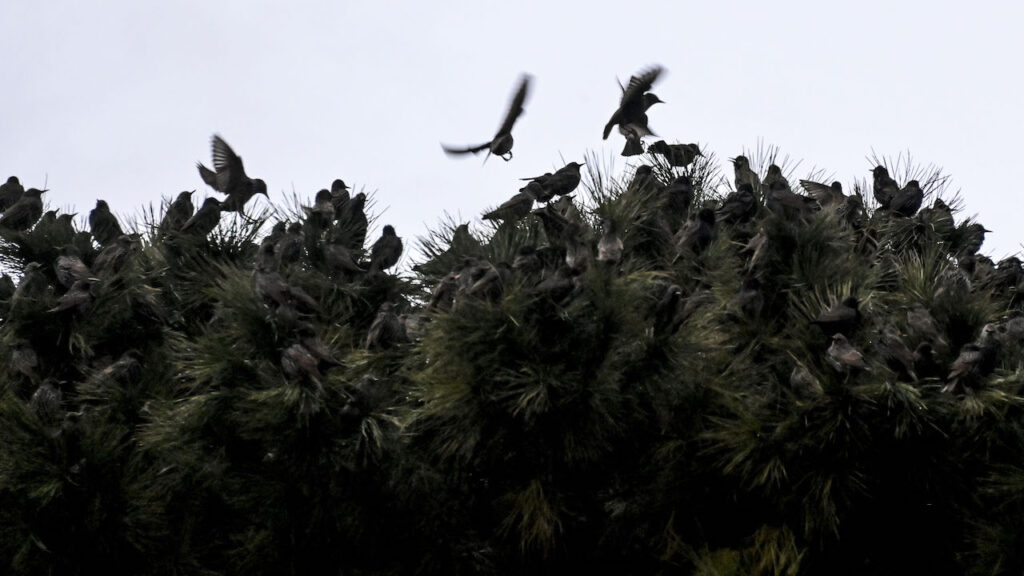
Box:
left=483, top=190, right=535, bottom=223
left=442, top=73, right=532, bottom=163
left=0, top=176, right=24, bottom=212
left=520, top=162, right=585, bottom=201
left=197, top=134, right=268, bottom=212
left=603, top=65, right=665, bottom=148
left=827, top=333, right=869, bottom=373
left=731, top=156, right=760, bottom=194
left=716, top=183, right=758, bottom=225
left=180, top=197, right=222, bottom=237
left=89, top=200, right=124, bottom=246
left=597, top=218, right=624, bottom=264
left=872, top=165, right=899, bottom=210
left=160, top=191, right=195, bottom=234
left=674, top=208, right=717, bottom=259
left=813, top=296, right=861, bottom=337
left=368, top=225, right=403, bottom=274
left=365, top=302, right=408, bottom=350
left=649, top=141, right=702, bottom=168
left=888, top=180, right=924, bottom=217
left=54, top=245, right=93, bottom=288
left=0, top=188, right=46, bottom=231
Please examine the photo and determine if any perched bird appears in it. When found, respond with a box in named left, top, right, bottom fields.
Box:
left=626, top=165, right=659, bottom=196
left=530, top=266, right=576, bottom=304
left=30, top=378, right=64, bottom=430
left=731, top=156, right=760, bottom=193
left=906, top=306, right=946, bottom=347
left=88, top=200, right=124, bottom=246
left=10, top=262, right=50, bottom=310
left=876, top=326, right=917, bottom=381
left=674, top=208, right=716, bottom=259
left=483, top=190, right=535, bottom=223
left=368, top=225, right=403, bottom=274
left=872, top=165, right=899, bottom=209
left=253, top=265, right=321, bottom=313
left=442, top=73, right=532, bottom=162
left=197, top=135, right=268, bottom=212
left=296, top=325, right=342, bottom=371
left=428, top=272, right=459, bottom=311
left=800, top=180, right=846, bottom=209
left=521, top=162, right=585, bottom=200
left=466, top=261, right=509, bottom=299
left=764, top=179, right=816, bottom=220
left=330, top=179, right=350, bottom=216
left=306, top=189, right=335, bottom=229
left=54, top=245, right=93, bottom=288
left=597, top=218, right=624, bottom=264
left=649, top=141, right=702, bottom=168
left=323, top=242, right=366, bottom=275
left=942, top=325, right=1000, bottom=394
left=160, top=191, right=195, bottom=233
left=365, top=303, right=408, bottom=350
left=49, top=278, right=95, bottom=314
left=0, top=188, right=46, bottom=231
left=742, top=228, right=768, bottom=272
left=0, top=273, right=15, bottom=303
left=336, top=192, right=368, bottom=250
left=729, top=276, right=764, bottom=319
left=53, top=213, right=78, bottom=243
left=603, top=65, right=664, bottom=143
left=11, top=339, right=39, bottom=381
left=0, top=176, right=24, bottom=211
left=259, top=221, right=288, bottom=262
left=275, top=222, right=305, bottom=268
left=761, top=164, right=790, bottom=192
left=663, top=176, right=694, bottom=224
left=789, top=363, right=824, bottom=400
left=281, top=342, right=324, bottom=384
left=653, top=284, right=684, bottom=337
left=888, top=180, right=924, bottom=217
left=812, top=296, right=860, bottom=336
left=716, top=183, right=758, bottom=225
left=179, top=197, right=222, bottom=236
left=512, top=245, right=543, bottom=277
left=827, top=333, right=869, bottom=373
left=912, top=342, right=945, bottom=381
left=92, top=234, right=140, bottom=275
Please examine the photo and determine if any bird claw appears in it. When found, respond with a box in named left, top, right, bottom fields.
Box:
left=502, top=152, right=513, bottom=162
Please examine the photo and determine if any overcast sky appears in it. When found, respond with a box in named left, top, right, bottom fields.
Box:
left=2, top=1, right=1021, bottom=261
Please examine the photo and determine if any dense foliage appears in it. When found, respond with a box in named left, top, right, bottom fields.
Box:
left=1, top=143, right=1022, bottom=576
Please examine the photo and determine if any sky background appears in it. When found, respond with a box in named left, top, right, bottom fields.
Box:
left=2, top=1, right=1022, bottom=262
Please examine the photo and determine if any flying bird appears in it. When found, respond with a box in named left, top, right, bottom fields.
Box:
left=442, top=73, right=532, bottom=163
left=197, top=134, right=268, bottom=212
left=603, top=66, right=665, bottom=153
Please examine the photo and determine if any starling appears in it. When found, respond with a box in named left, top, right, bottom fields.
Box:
left=731, top=156, right=760, bottom=193
left=512, top=245, right=543, bottom=277
left=365, top=302, right=408, bottom=350
left=54, top=213, right=78, bottom=242
left=428, top=272, right=458, bottom=311
left=789, top=364, right=824, bottom=400
left=813, top=296, right=860, bottom=337
left=281, top=342, right=324, bottom=384
left=30, top=378, right=64, bottom=430
left=323, top=242, right=366, bottom=275
left=912, top=342, right=945, bottom=381
left=11, top=262, right=49, bottom=310
left=993, top=257, right=1023, bottom=290
left=442, top=73, right=532, bottom=163
left=368, top=225, right=403, bottom=274
left=917, top=198, right=955, bottom=237
left=330, top=179, right=350, bottom=216
left=653, top=284, right=684, bottom=337
left=297, top=325, right=342, bottom=371
left=0, top=188, right=46, bottom=231
left=336, top=192, right=368, bottom=250
left=530, top=266, right=576, bottom=304
left=956, top=222, right=990, bottom=257
left=483, top=190, right=535, bottom=223
left=88, top=200, right=124, bottom=246
left=0, top=273, right=15, bottom=303
left=626, top=165, right=658, bottom=196
left=942, top=330, right=1000, bottom=394
left=0, top=176, right=24, bottom=211
left=872, top=165, right=899, bottom=209
left=649, top=141, right=702, bottom=168
left=664, top=175, right=694, bottom=224
left=827, top=333, right=869, bottom=373
left=730, top=276, right=764, bottom=319
left=92, top=234, right=140, bottom=275
left=275, top=222, right=305, bottom=268
left=160, top=191, right=195, bottom=233
left=49, top=278, right=95, bottom=314
left=716, top=183, right=758, bottom=225
left=179, top=197, right=222, bottom=236
left=253, top=267, right=321, bottom=313
left=764, top=179, right=815, bottom=220
left=674, top=208, right=716, bottom=259
left=905, top=306, right=945, bottom=348
left=603, top=65, right=664, bottom=142
left=889, top=180, right=924, bottom=217
left=306, top=189, right=335, bottom=229
left=521, top=162, right=585, bottom=200
left=11, top=339, right=39, bottom=380
left=762, top=164, right=790, bottom=191
left=597, top=218, right=623, bottom=264
left=54, top=245, right=93, bottom=288
left=466, top=261, right=509, bottom=299
left=800, top=179, right=846, bottom=209
left=742, top=228, right=768, bottom=272
left=877, top=326, right=917, bottom=381
left=839, top=193, right=867, bottom=229
left=197, top=135, right=268, bottom=212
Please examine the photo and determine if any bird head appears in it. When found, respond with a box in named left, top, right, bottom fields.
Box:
left=96, top=199, right=108, bottom=209
left=649, top=140, right=669, bottom=153
left=766, top=165, right=782, bottom=178
left=689, top=144, right=704, bottom=156
left=203, top=197, right=221, bottom=208
left=331, top=179, right=349, bottom=193
left=872, top=165, right=889, bottom=178
left=642, top=93, right=664, bottom=108
left=383, top=225, right=396, bottom=236
left=315, top=189, right=332, bottom=203
left=178, top=190, right=194, bottom=201
left=730, top=156, right=749, bottom=168
left=287, top=222, right=303, bottom=234
left=253, top=179, right=268, bottom=196
left=6, top=176, right=18, bottom=185
left=698, top=208, right=716, bottom=225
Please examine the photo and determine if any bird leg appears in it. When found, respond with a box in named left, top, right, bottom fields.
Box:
left=502, top=151, right=513, bottom=161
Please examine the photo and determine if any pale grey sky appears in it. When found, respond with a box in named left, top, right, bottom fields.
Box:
left=2, top=1, right=1021, bottom=259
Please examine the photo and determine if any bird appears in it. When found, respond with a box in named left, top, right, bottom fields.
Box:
left=442, top=73, right=532, bottom=163
left=603, top=65, right=664, bottom=143
left=335, top=192, right=368, bottom=251
left=160, top=191, right=195, bottom=233
left=912, top=342, right=945, bottom=380
left=49, top=278, right=96, bottom=314
left=764, top=179, right=816, bottom=220
left=812, top=296, right=860, bottom=337
left=30, top=378, right=64, bottom=430
left=716, top=183, right=758, bottom=225
left=653, top=284, right=684, bottom=337
left=428, top=272, right=459, bottom=311
left=597, top=218, right=623, bottom=264
left=742, top=228, right=769, bottom=272
left=54, top=245, right=93, bottom=288
left=330, top=179, right=350, bottom=216
left=649, top=141, right=702, bottom=168
left=729, top=276, right=764, bottom=319
left=368, top=225, right=403, bottom=274
left=253, top=265, right=321, bottom=314
left=483, top=190, right=535, bottom=223
left=306, top=189, right=335, bottom=229
left=731, top=156, right=760, bottom=194
left=827, top=333, right=869, bottom=373
left=323, top=242, right=366, bottom=276
left=800, top=179, right=846, bottom=209
left=626, top=165, right=659, bottom=196
left=888, top=180, right=924, bottom=217
left=365, top=302, right=408, bottom=350
left=88, top=200, right=124, bottom=246
left=10, top=262, right=50, bottom=312
left=674, top=208, right=717, bottom=259
left=789, top=363, right=824, bottom=400
left=663, top=176, right=694, bottom=231
left=197, top=135, right=268, bottom=212
left=876, top=326, right=917, bottom=381
left=92, top=234, right=140, bottom=275
left=941, top=324, right=1001, bottom=393
left=0, top=188, right=46, bottom=231
left=520, top=162, right=585, bottom=200
left=906, top=306, right=946, bottom=347
left=872, top=166, right=899, bottom=209
left=179, top=197, right=222, bottom=237
left=281, top=342, right=325, bottom=384
left=275, top=222, right=305, bottom=268
left=0, top=176, right=24, bottom=211
left=512, top=245, right=543, bottom=277
left=0, top=273, right=15, bottom=304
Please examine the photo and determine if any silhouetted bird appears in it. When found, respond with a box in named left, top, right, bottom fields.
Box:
left=789, top=364, right=824, bottom=400
left=764, top=179, right=815, bottom=220
left=827, top=333, right=868, bottom=373
left=161, top=191, right=195, bottom=233
left=942, top=324, right=1000, bottom=394
left=717, top=183, right=758, bottom=225
left=800, top=179, right=846, bottom=208
left=54, top=245, right=92, bottom=288
left=93, top=234, right=139, bottom=275
left=889, top=180, right=924, bottom=217
left=626, top=165, right=659, bottom=196
left=872, top=165, right=899, bottom=209
left=180, top=197, right=222, bottom=236
left=906, top=306, right=946, bottom=348
left=731, top=156, right=760, bottom=193
left=11, top=339, right=39, bottom=381
left=0, top=176, right=24, bottom=211
left=30, top=378, right=64, bottom=431
left=368, top=225, right=403, bottom=274
left=597, top=218, right=623, bottom=264
left=54, top=213, right=77, bottom=242
left=307, top=189, right=335, bottom=229
left=253, top=264, right=321, bottom=313
left=512, top=245, right=543, bottom=277
left=336, top=192, right=368, bottom=250
left=877, top=326, right=916, bottom=381
left=521, top=162, right=585, bottom=200
left=197, top=135, right=268, bottom=212
left=275, top=222, right=305, bottom=268
left=11, top=262, right=49, bottom=311
left=442, top=73, right=532, bottom=162
left=483, top=191, right=535, bottom=223
left=297, top=325, right=342, bottom=371
left=365, top=302, right=408, bottom=350
left=0, top=273, right=15, bottom=304
left=330, top=179, right=350, bottom=216
left=466, top=261, right=510, bottom=300
left=603, top=65, right=664, bottom=143
left=674, top=208, right=716, bottom=260
left=813, top=296, right=860, bottom=336
left=49, top=279, right=95, bottom=314
left=88, top=200, right=123, bottom=246
left=530, top=266, right=576, bottom=304
left=428, top=272, right=458, bottom=311
left=281, top=342, right=324, bottom=384
left=323, top=242, right=366, bottom=275
left=664, top=176, right=694, bottom=223
left=0, top=188, right=46, bottom=231
left=649, top=141, right=701, bottom=168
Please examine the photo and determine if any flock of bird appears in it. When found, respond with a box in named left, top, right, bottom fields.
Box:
left=2, top=63, right=1022, bottom=401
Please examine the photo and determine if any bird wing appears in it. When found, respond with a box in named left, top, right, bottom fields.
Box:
left=496, top=74, right=531, bottom=136
left=799, top=179, right=838, bottom=205
left=210, top=135, right=245, bottom=190
left=620, top=66, right=663, bottom=106
left=441, top=142, right=492, bottom=156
